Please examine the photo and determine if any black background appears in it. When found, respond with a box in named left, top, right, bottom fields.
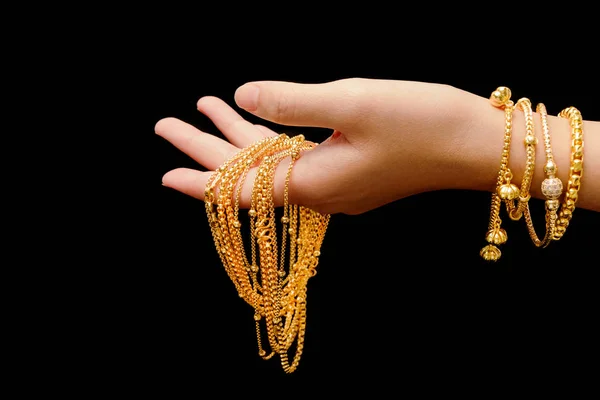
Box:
left=150, top=34, right=599, bottom=385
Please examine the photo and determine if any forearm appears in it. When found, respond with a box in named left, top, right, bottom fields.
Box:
left=455, top=91, right=599, bottom=213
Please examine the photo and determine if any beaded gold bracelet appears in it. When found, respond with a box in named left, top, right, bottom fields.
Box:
left=506, top=97, right=537, bottom=222
left=552, top=106, right=584, bottom=240
left=481, top=86, right=516, bottom=261
left=521, top=103, right=563, bottom=247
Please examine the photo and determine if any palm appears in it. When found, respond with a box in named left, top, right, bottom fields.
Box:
left=157, top=96, right=355, bottom=213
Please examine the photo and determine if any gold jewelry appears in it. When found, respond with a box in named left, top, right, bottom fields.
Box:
left=553, top=106, right=584, bottom=240
left=481, top=86, right=515, bottom=261
left=521, top=103, right=562, bottom=247
left=204, top=133, right=330, bottom=373
left=505, top=97, right=537, bottom=221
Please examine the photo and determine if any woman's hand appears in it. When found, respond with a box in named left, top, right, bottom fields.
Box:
left=157, top=78, right=484, bottom=215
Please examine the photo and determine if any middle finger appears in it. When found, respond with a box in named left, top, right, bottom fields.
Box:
left=196, top=96, right=275, bottom=148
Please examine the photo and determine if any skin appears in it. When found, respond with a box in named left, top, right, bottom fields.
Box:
left=156, top=78, right=600, bottom=215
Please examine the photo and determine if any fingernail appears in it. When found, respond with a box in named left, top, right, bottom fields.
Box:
left=235, top=84, right=259, bottom=111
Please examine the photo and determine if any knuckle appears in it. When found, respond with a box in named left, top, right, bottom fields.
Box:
left=332, top=78, right=372, bottom=126
left=272, top=89, right=296, bottom=124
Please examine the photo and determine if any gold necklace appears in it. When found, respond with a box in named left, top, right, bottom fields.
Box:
left=204, top=133, right=330, bottom=373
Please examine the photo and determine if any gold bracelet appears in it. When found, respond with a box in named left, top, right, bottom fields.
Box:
left=505, top=97, right=537, bottom=221
left=481, top=86, right=517, bottom=261
left=204, top=133, right=330, bottom=373
left=521, top=103, right=563, bottom=247
left=552, top=106, right=584, bottom=240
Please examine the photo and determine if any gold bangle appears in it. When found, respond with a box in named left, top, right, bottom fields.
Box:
left=505, top=97, right=537, bottom=221
left=481, top=86, right=516, bottom=261
left=521, top=103, right=563, bottom=247
left=552, top=106, right=584, bottom=240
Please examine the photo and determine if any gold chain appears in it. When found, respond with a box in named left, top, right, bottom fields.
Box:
left=204, top=133, right=329, bottom=373
left=552, top=106, right=584, bottom=240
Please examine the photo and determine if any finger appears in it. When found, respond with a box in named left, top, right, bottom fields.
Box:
left=163, top=167, right=257, bottom=206
left=254, top=124, right=278, bottom=138
left=234, top=78, right=370, bottom=130
left=162, top=157, right=304, bottom=208
left=155, top=117, right=239, bottom=170
left=162, top=168, right=211, bottom=200
left=196, top=96, right=268, bottom=148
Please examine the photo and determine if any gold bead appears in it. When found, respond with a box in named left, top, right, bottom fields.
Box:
left=258, top=350, right=266, bottom=357
left=480, top=244, right=501, bottom=261
left=288, top=228, right=294, bottom=235
left=254, top=313, right=261, bottom=321
left=490, top=87, right=511, bottom=107
left=541, top=178, right=563, bottom=199
left=524, top=135, right=538, bottom=145
left=233, top=221, right=241, bottom=228
left=544, top=161, right=557, bottom=175
left=248, top=209, right=256, bottom=217
left=546, top=200, right=560, bottom=211
left=313, top=250, right=321, bottom=257
left=281, top=217, right=289, bottom=224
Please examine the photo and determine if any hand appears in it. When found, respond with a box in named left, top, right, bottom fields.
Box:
left=157, top=78, right=480, bottom=215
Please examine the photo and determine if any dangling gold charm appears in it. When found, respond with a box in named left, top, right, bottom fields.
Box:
left=485, top=228, right=508, bottom=245
left=480, top=244, right=501, bottom=261
left=498, top=183, right=520, bottom=200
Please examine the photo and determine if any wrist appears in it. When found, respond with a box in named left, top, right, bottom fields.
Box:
left=450, top=88, right=596, bottom=212
left=426, top=88, right=503, bottom=194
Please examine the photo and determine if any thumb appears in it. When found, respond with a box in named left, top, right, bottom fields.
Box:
left=234, top=79, right=368, bottom=130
